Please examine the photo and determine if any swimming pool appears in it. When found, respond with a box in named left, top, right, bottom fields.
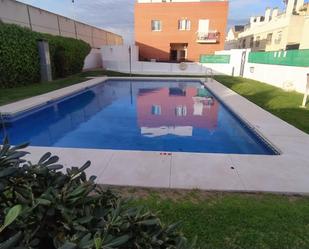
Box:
left=1, top=79, right=277, bottom=155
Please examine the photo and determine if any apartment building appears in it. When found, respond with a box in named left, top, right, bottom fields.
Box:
left=231, top=0, right=309, bottom=51
left=225, top=25, right=244, bottom=50
left=134, top=0, right=229, bottom=62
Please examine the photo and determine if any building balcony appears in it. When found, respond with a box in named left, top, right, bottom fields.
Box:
left=196, top=31, right=220, bottom=43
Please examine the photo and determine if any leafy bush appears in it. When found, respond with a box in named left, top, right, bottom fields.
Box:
left=44, top=34, right=91, bottom=79
left=0, top=138, right=196, bottom=249
left=0, top=23, right=91, bottom=88
left=0, top=23, right=41, bottom=88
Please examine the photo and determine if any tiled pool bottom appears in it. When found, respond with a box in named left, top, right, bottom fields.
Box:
left=1, top=79, right=276, bottom=155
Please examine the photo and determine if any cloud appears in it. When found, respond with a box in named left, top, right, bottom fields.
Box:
left=18, top=0, right=289, bottom=41
left=228, top=0, right=285, bottom=28
left=69, top=0, right=135, bottom=43
left=18, top=0, right=135, bottom=43
left=229, top=0, right=261, bottom=9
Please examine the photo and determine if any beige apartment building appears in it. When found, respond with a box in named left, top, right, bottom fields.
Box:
left=227, top=0, right=309, bottom=51
left=135, top=0, right=228, bottom=62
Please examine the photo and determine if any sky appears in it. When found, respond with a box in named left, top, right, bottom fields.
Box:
left=18, top=0, right=287, bottom=43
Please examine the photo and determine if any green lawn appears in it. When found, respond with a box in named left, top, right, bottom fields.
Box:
left=129, top=189, right=309, bottom=249
left=214, top=75, right=309, bottom=134
left=0, top=70, right=131, bottom=106
left=0, top=74, right=87, bottom=106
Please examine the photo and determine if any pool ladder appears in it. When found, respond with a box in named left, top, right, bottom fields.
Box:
left=206, top=68, right=214, bottom=83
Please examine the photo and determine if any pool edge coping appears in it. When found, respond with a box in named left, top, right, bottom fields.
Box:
left=2, top=76, right=309, bottom=194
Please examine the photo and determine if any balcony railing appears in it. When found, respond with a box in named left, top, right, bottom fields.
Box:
left=196, top=31, right=220, bottom=43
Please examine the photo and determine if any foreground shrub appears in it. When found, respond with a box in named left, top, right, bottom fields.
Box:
left=0, top=23, right=90, bottom=88
left=0, top=138, right=196, bottom=249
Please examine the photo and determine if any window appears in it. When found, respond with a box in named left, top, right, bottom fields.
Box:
left=250, top=37, right=254, bottom=47
left=255, top=36, right=260, bottom=47
left=151, top=105, right=161, bottom=115
left=175, top=106, right=187, bottom=117
left=151, top=20, right=162, bottom=31
left=266, top=33, right=273, bottom=45
left=242, top=39, right=246, bottom=48
left=275, top=31, right=282, bottom=44
left=198, top=19, right=209, bottom=33
left=178, top=19, right=191, bottom=30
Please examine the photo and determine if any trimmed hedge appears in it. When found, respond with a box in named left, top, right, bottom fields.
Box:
left=0, top=23, right=41, bottom=88
left=45, top=34, right=91, bottom=79
left=0, top=23, right=91, bottom=88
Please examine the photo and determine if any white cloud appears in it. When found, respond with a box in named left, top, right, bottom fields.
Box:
left=18, top=0, right=289, bottom=42
left=18, top=0, right=135, bottom=43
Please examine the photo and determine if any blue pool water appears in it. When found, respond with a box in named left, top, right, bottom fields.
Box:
left=1, top=79, right=276, bottom=154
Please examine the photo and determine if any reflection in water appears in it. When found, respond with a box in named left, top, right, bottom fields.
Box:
left=3, top=84, right=116, bottom=146
left=141, top=126, right=193, bottom=137
left=137, top=87, right=219, bottom=136
left=0, top=80, right=274, bottom=154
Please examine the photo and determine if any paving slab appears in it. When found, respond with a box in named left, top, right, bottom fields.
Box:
left=228, top=154, right=309, bottom=194
left=170, top=152, right=245, bottom=191
left=100, top=150, right=171, bottom=188
left=25, top=146, right=114, bottom=181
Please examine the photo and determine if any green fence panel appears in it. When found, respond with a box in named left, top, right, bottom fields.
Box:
left=248, top=49, right=309, bottom=67
left=200, top=54, right=230, bottom=64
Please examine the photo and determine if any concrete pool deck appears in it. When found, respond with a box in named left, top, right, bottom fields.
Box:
left=1, top=76, right=309, bottom=194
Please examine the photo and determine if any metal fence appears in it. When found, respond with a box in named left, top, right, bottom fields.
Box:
left=248, top=49, right=309, bottom=67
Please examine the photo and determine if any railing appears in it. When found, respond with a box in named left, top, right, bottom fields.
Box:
left=196, top=31, right=220, bottom=43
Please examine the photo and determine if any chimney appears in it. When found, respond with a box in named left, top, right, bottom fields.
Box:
left=286, top=0, right=304, bottom=14
left=250, top=16, right=255, bottom=24
left=256, top=16, right=261, bottom=23
left=296, top=0, right=304, bottom=12
left=265, top=7, right=272, bottom=22
left=286, top=0, right=294, bottom=15
left=272, top=8, right=279, bottom=19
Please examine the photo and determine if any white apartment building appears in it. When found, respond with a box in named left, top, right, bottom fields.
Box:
left=226, top=0, right=309, bottom=51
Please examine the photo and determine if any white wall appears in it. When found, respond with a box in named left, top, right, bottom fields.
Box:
left=101, top=45, right=309, bottom=93
left=215, top=49, right=247, bottom=76
left=101, top=45, right=233, bottom=76
left=83, top=49, right=102, bottom=70
left=225, top=49, right=309, bottom=94
left=244, top=62, right=309, bottom=93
